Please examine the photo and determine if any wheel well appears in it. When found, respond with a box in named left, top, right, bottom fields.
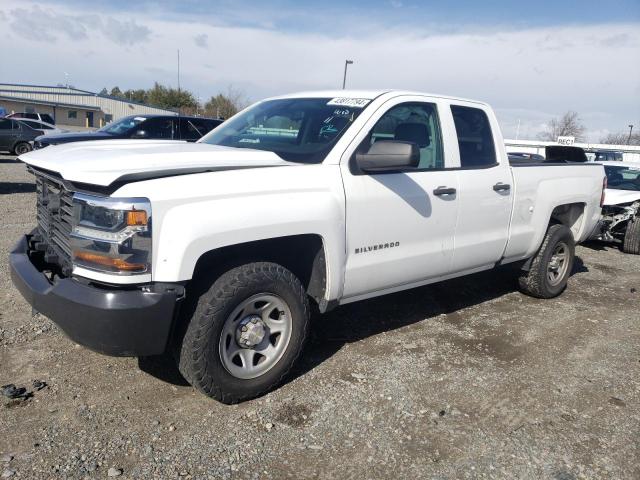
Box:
left=550, top=203, right=586, bottom=238
left=192, top=235, right=327, bottom=307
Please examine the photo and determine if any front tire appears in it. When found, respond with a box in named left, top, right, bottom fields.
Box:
left=519, top=224, right=575, bottom=299
left=622, top=217, right=640, bottom=255
left=13, top=142, right=32, bottom=156
left=177, top=262, right=310, bottom=404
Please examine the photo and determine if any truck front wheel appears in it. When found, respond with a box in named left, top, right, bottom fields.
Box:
left=622, top=217, right=640, bottom=254
left=176, top=262, right=310, bottom=404
left=518, top=224, right=575, bottom=299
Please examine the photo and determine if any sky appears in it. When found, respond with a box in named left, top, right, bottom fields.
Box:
left=1, top=0, right=639, bottom=141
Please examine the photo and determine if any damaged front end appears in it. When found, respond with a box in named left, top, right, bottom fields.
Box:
left=591, top=201, right=640, bottom=242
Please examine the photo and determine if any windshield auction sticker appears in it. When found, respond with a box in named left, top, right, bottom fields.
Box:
left=327, top=98, right=370, bottom=108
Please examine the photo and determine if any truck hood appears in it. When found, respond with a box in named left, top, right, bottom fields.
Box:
left=604, top=188, right=640, bottom=206
left=18, top=140, right=295, bottom=186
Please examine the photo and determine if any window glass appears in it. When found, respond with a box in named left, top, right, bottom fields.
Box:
left=180, top=118, right=211, bottom=141
left=605, top=166, right=640, bottom=191
left=68, top=111, right=78, bottom=119
left=451, top=105, right=496, bottom=168
left=41, top=114, right=55, bottom=124
left=141, top=118, right=174, bottom=139
left=365, top=102, right=444, bottom=169
left=201, top=98, right=367, bottom=163
left=0, top=119, right=13, bottom=130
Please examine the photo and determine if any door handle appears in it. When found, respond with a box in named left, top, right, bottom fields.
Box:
left=433, top=186, right=457, bottom=196
left=493, top=182, right=511, bottom=192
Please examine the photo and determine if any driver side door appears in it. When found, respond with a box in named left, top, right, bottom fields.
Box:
left=340, top=98, right=460, bottom=300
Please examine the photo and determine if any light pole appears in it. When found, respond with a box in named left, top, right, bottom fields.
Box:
left=628, top=125, right=634, bottom=145
left=342, top=60, right=353, bottom=89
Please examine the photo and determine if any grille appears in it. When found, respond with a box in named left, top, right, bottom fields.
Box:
left=34, top=171, right=74, bottom=273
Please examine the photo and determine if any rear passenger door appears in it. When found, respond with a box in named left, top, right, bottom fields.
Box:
left=448, top=104, right=512, bottom=272
left=0, top=119, right=16, bottom=150
left=341, top=97, right=460, bottom=299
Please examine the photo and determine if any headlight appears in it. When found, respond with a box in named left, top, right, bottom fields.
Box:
left=70, top=193, right=152, bottom=275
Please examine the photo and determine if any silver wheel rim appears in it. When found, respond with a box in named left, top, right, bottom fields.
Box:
left=219, top=293, right=292, bottom=380
left=547, top=242, right=570, bottom=286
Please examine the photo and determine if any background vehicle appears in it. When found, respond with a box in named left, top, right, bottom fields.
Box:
left=0, top=117, right=43, bottom=154
left=13, top=118, right=69, bottom=136
left=506, top=152, right=545, bottom=164
left=590, top=161, right=640, bottom=254
left=7, top=112, right=56, bottom=125
left=34, top=115, right=223, bottom=149
left=11, top=90, right=605, bottom=404
left=586, top=150, right=624, bottom=162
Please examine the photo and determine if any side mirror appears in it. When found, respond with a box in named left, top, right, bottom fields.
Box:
left=355, top=140, right=420, bottom=173
left=132, top=129, right=148, bottom=138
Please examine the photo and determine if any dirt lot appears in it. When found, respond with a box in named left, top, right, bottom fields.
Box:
left=0, top=154, right=639, bottom=479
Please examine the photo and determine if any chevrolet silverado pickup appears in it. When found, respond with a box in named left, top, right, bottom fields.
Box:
left=10, top=91, right=605, bottom=403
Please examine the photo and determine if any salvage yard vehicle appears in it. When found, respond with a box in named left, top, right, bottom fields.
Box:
left=10, top=90, right=605, bottom=403
left=0, top=117, right=42, bottom=155
left=590, top=162, right=640, bottom=254
left=34, top=114, right=223, bottom=149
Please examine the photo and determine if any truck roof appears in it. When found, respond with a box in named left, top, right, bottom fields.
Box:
left=268, top=89, right=488, bottom=106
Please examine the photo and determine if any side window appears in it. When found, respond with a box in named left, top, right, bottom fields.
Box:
left=141, top=118, right=174, bottom=139
left=179, top=118, right=206, bottom=141
left=68, top=111, right=78, bottom=119
left=365, top=102, right=444, bottom=169
left=451, top=105, right=496, bottom=168
left=0, top=119, right=13, bottom=130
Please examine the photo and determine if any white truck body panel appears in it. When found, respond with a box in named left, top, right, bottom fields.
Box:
left=18, top=90, right=605, bottom=307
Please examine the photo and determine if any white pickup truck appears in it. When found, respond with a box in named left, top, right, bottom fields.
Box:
left=10, top=90, right=605, bottom=403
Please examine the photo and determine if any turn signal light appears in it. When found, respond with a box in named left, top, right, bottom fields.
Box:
left=126, top=210, right=148, bottom=226
left=73, top=251, right=147, bottom=272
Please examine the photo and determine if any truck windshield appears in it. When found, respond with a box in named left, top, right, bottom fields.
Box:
left=605, top=165, right=640, bottom=192
left=199, top=98, right=369, bottom=163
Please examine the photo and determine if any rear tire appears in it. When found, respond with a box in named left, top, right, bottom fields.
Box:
left=13, top=142, right=31, bottom=156
left=518, top=224, right=575, bottom=299
left=176, top=262, right=310, bottom=404
left=622, top=217, right=640, bottom=255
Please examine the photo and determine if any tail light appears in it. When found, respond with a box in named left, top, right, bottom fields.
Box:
left=600, top=176, right=607, bottom=208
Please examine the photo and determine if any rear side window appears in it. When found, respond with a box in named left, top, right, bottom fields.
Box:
left=41, top=114, right=55, bottom=124
left=451, top=105, right=496, bottom=168
left=0, top=119, right=13, bottom=130
left=179, top=118, right=218, bottom=141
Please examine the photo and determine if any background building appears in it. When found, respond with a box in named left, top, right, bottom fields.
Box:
left=0, top=83, right=176, bottom=129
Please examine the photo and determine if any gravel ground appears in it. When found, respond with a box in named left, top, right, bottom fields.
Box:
left=1, top=154, right=639, bottom=479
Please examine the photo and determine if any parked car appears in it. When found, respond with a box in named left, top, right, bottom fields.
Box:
left=586, top=150, right=624, bottom=162
left=7, top=112, right=56, bottom=125
left=11, top=90, right=605, bottom=403
left=13, top=118, right=69, bottom=136
left=0, top=117, right=43, bottom=155
left=34, top=115, right=223, bottom=149
left=590, top=161, right=640, bottom=254
left=506, top=151, right=545, bottom=163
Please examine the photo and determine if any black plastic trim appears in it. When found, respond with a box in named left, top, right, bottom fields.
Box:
left=9, top=235, right=180, bottom=357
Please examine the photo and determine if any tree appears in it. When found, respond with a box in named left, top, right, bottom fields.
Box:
left=146, top=82, right=197, bottom=110
left=600, top=131, right=640, bottom=146
left=109, top=86, right=123, bottom=98
left=203, top=86, right=248, bottom=119
left=537, top=111, right=586, bottom=142
left=98, top=87, right=108, bottom=96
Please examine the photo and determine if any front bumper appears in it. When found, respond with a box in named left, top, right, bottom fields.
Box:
left=9, top=235, right=181, bottom=356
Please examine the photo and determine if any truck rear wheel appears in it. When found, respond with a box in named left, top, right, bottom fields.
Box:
left=176, top=262, right=310, bottom=404
left=518, top=224, right=575, bottom=299
left=622, top=217, right=640, bottom=254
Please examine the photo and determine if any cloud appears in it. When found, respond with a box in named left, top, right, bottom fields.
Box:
left=6, top=4, right=150, bottom=45
left=1, top=0, right=638, bottom=142
left=194, top=33, right=208, bottom=48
